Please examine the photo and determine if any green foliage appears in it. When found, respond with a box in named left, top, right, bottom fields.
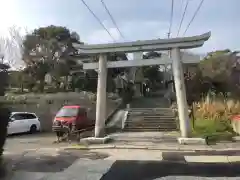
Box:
left=185, top=49, right=240, bottom=102
left=0, top=63, right=9, bottom=96
left=191, top=118, right=235, bottom=143
left=22, top=25, right=81, bottom=92
left=142, top=51, right=163, bottom=84
left=199, top=50, right=232, bottom=82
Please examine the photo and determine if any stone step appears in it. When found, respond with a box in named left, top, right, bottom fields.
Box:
left=130, top=107, right=172, bottom=110
left=125, top=120, right=177, bottom=124
left=125, top=120, right=177, bottom=126
left=128, top=109, right=174, bottom=112
left=143, top=116, right=175, bottom=119
left=125, top=123, right=177, bottom=127
left=127, top=115, right=175, bottom=119
left=128, top=109, right=173, bottom=113
left=126, top=120, right=176, bottom=123
left=123, top=127, right=177, bottom=132
left=128, top=119, right=175, bottom=122
left=128, top=113, right=174, bottom=116
left=125, top=122, right=177, bottom=126
left=143, top=119, right=175, bottom=122
left=124, top=106, right=177, bottom=132
left=125, top=127, right=178, bottom=131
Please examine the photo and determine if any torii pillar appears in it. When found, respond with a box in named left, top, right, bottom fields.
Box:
left=95, top=54, right=108, bottom=137
left=73, top=32, right=211, bottom=138
left=172, top=48, right=190, bottom=137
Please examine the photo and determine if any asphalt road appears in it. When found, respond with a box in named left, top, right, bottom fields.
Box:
left=5, top=133, right=62, bottom=154
left=2, top=133, right=109, bottom=179
left=100, top=160, right=240, bottom=180
left=4, top=133, right=240, bottom=180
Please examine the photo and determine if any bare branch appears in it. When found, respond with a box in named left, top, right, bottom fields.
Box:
left=0, top=26, right=26, bottom=69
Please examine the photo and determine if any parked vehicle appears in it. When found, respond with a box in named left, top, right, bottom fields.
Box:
left=7, top=112, right=41, bottom=135
left=52, top=105, right=94, bottom=141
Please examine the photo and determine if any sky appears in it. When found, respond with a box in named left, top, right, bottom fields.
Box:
left=0, top=0, right=239, bottom=56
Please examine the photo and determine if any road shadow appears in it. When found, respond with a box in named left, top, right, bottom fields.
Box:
left=100, top=160, right=240, bottom=180
left=7, top=131, right=53, bottom=138
left=3, top=149, right=108, bottom=173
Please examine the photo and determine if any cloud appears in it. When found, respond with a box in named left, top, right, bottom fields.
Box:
left=85, top=19, right=170, bottom=45
left=4, top=0, right=240, bottom=55
left=85, top=27, right=121, bottom=44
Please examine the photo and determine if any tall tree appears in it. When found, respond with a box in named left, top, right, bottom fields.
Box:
left=185, top=49, right=240, bottom=100
left=22, top=25, right=81, bottom=92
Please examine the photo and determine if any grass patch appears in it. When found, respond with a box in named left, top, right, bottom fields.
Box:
left=191, top=118, right=236, bottom=144
left=65, top=144, right=88, bottom=150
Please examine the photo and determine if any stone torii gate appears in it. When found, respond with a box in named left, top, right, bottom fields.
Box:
left=73, top=32, right=211, bottom=138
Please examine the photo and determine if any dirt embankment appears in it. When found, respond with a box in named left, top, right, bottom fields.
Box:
left=2, top=92, right=121, bottom=132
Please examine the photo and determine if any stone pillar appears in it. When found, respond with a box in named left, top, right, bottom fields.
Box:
left=95, top=54, right=108, bottom=137
left=171, top=48, right=190, bottom=138
left=133, top=52, right=143, bottom=97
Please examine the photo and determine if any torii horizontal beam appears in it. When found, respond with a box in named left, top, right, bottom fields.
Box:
left=83, top=53, right=200, bottom=69
left=73, top=32, right=211, bottom=54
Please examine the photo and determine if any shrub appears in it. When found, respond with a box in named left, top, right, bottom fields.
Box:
left=191, top=95, right=240, bottom=142
left=193, top=95, right=240, bottom=121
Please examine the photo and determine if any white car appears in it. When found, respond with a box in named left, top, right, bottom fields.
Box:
left=7, top=112, right=41, bottom=135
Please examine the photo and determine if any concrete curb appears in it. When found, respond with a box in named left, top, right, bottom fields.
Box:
left=62, top=144, right=240, bottom=152
left=178, top=137, right=206, bottom=145
left=233, top=136, right=240, bottom=141
left=62, top=146, right=240, bottom=163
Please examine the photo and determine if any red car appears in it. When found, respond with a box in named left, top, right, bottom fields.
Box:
left=52, top=105, right=94, bottom=140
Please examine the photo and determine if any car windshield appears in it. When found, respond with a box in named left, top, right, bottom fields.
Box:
left=56, top=108, right=78, bottom=117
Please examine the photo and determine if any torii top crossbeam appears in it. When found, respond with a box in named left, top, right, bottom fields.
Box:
left=73, top=32, right=211, bottom=54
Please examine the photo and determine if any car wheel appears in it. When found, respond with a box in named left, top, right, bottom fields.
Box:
left=29, top=125, right=37, bottom=134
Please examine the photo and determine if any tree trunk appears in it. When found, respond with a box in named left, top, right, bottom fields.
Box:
left=39, top=79, right=45, bottom=93
left=21, top=83, right=24, bottom=93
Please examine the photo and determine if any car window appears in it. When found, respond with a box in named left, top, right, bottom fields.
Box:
left=25, top=113, right=37, bottom=119
left=56, top=108, right=79, bottom=117
left=11, top=113, right=26, bottom=120
left=11, top=113, right=36, bottom=120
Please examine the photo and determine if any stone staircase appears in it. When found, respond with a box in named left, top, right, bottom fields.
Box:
left=123, top=108, right=178, bottom=132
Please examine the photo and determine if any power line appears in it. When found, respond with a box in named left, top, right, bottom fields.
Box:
left=99, top=0, right=132, bottom=60
left=168, top=0, right=174, bottom=38
left=177, top=0, right=190, bottom=37
left=80, top=0, right=116, bottom=42
left=183, top=0, right=205, bottom=36
left=100, top=0, right=125, bottom=40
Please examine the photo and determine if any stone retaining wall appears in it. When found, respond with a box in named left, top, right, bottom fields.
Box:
left=1, top=92, right=121, bottom=132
